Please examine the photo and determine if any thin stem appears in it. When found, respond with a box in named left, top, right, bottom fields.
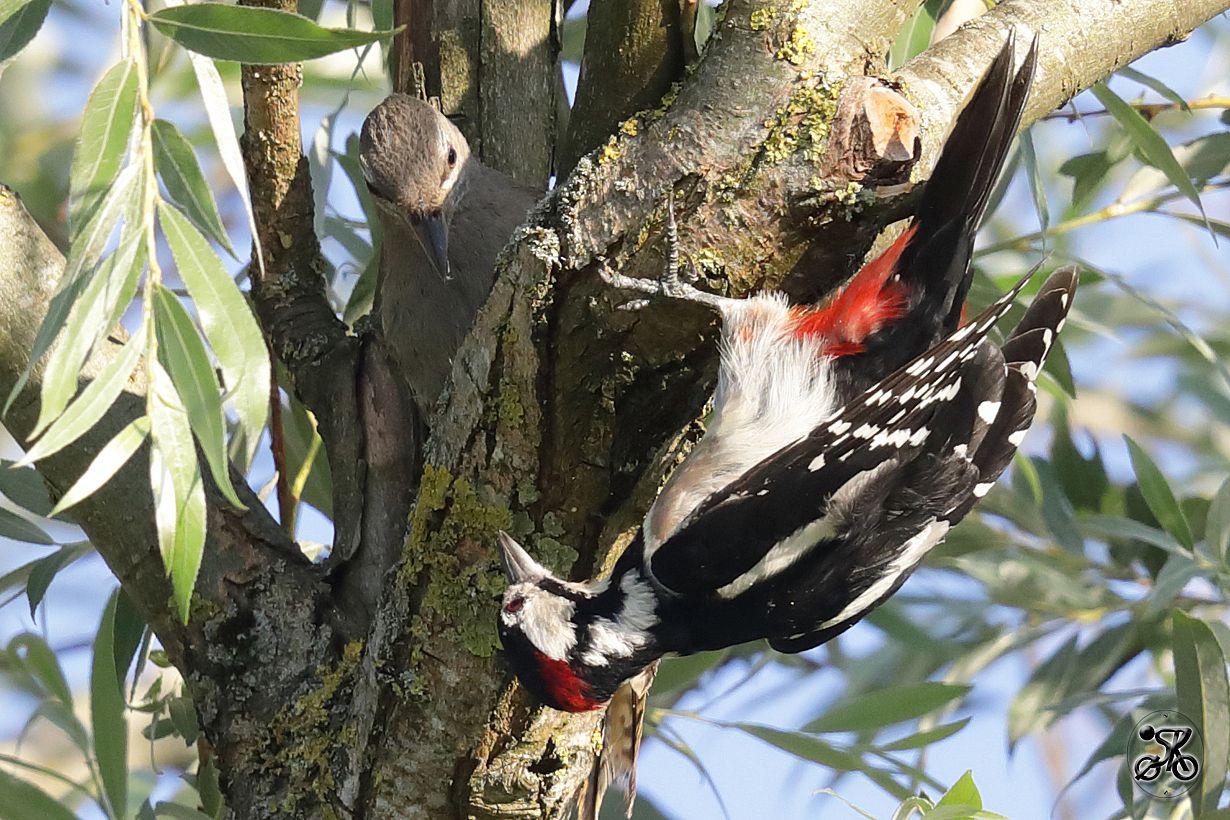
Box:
left=1042, top=97, right=1230, bottom=122
left=267, top=360, right=294, bottom=534
left=977, top=180, right=1230, bottom=256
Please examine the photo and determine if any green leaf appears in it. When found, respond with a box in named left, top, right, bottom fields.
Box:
left=805, top=682, right=970, bottom=734
left=152, top=119, right=234, bottom=255
left=160, top=202, right=269, bottom=471
left=26, top=543, right=91, bottom=616
left=148, top=362, right=207, bottom=623
left=1203, top=475, right=1230, bottom=563
left=25, top=699, right=90, bottom=754
left=51, top=416, right=150, bottom=516
left=1009, top=635, right=1078, bottom=748
left=1120, top=132, right=1230, bottom=203
left=887, top=0, right=940, bottom=70
left=933, top=770, right=981, bottom=812
left=0, top=768, right=77, bottom=820
left=0, top=506, right=52, bottom=544
left=1019, top=128, right=1049, bottom=233
left=33, top=225, right=144, bottom=439
left=168, top=695, right=200, bottom=745
left=8, top=633, right=72, bottom=706
left=1090, top=82, right=1210, bottom=233
left=186, top=51, right=264, bottom=287
left=148, top=3, right=395, bottom=64
left=733, top=722, right=908, bottom=797
left=21, top=326, right=147, bottom=466
left=92, top=589, right=129, bottom=820
left=879, top=718, right=971, bottom=752
left=153, top=285, right=243, bottom=508
left=5, top=162, right=140, bottom=417
left=1173, top=611, right=1230, bottom=816
left=112, top=589, right=145, bottom=692
left=1059, top=151, right=1115, bottom=211
left=1116, top=66, right=1190, bottom=111
left=0, top=461, right=54, bottom=517
left=69, top=60, right=139, bottom=235
left=1142, top=555, right=1199, bottom=617
left=1124, top=436, right=1194, bottom=551
left=651, top=651, right=727, bottom=698
left=0, top=0, right=52, bottom=62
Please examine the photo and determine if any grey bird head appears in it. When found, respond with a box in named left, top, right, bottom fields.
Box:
left=359, top=94, right=471, bottom=280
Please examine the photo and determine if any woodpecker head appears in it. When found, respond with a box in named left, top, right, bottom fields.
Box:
left=496, top=532, right=662, bottom=712
left=359, top=93, right=471, bottom=280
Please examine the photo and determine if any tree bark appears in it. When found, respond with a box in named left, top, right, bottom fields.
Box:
left=1, top=0, right=1228, bottom=817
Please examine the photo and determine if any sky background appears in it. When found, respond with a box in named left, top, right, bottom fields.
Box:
left=0, top=2, right=1228, bottom=819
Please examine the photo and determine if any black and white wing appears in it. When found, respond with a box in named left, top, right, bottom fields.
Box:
left=647, top=267, right=1079, bottom=652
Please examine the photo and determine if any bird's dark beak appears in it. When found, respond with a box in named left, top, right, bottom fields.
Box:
left=498, top=532, right=545, bottom=584
left=414, top=213, right=451, bottom=282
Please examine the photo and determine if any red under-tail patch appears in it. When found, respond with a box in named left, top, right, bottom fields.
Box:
left=534, top=651, right=605, bottom=712
left=790, top=225, right=917, bottom=356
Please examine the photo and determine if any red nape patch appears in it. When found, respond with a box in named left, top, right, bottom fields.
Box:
left=534, top=651, right=605, bottom=712
left=790, top=225, right=917, bottom=356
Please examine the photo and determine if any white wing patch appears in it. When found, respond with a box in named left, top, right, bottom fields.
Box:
left=814, top=519, right=949, bottom=630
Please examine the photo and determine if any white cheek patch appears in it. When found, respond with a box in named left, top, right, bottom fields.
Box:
left=515, top=589, right=578, bottom=662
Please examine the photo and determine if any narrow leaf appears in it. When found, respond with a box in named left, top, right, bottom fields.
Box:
left=149, top=3, right=395, bottom=63
left=160, top=202, right=269, bottom=471
left=148, top=362, right=207, bottom=623
left=806, top=682, right=971, bottom=733
left=152, top=119, right=234, bottom=255
left=0, top=0, right=52, bottom=61
left=51, top=416, right=150, bottom=516
left=8, top=633, right=72, bottom=705
left=0, top=461, right=54, bottom=517
left=26, top=543, right=91, bottom=616
left=33, top=225, right=144, bottom=438
left=1124, top=436, right=1194, bottom=551
left=5, top=162, right=140, bottom=416
left=187, top=50, right=263, bottom=281
left=153, top=285, right=243, bottom=508
left=21, top=325, right=147, bottom=466
left=1019, top=128, right=1049, bottom=233
left=1117, top=67, right=1190, bottom=111
left=1090, top=82, right=1211, bottom=235
left=934, top=770, right=981, bottom=811
left=92, top=588, right=129, bottom=819
left=69, top=60, right=139, bottom=235
left=1121, top=132, right=1230, bottom=203
left=1173, top=611, right=1230, bottom=816
left=879, top=718, right=971, bottom=752
left=1207, top=475, right=1230, bottom=563
left=0, top=506, right=51, bottom=543
left=0, top=768, right=76, bottom=820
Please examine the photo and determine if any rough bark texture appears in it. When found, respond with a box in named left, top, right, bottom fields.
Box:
left=559, top=0, right=687, bottom=177
left=2, top=0, right=1229, bottom=817
left=395, top=0, right=558, bottom=187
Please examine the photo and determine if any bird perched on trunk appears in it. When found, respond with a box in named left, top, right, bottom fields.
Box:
left=495, top=32, right=1059, bottom=819
left=360, top=94, right=538, bottom=413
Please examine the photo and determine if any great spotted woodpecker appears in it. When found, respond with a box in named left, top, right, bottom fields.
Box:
left=496, top=30, right=1071, bottom=817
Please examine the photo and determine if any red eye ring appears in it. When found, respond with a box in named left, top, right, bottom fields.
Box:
left=504, top=596, right=524, bottom=614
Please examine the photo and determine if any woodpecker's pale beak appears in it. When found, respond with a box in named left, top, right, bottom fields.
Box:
left=498, top=532, right=546, bottom=584
left=414, top=213, right=451, bottom=282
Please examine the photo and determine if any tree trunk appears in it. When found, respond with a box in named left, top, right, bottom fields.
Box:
left=1, top=0, right=1228, bottom=817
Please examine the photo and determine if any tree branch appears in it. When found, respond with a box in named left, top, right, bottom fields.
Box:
left=0, top=185, right=346, bottom=816
left=354, top=0, right=1230, bottom=815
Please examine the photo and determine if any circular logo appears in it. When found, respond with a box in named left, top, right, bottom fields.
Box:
left=1127, top=710, right=1203, bottom=799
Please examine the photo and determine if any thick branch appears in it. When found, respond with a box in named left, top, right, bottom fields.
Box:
left=560, top=0, right=686, bottom=177
left=358, top=0, right=1230, bottom=816
left=0, top=186, right=343, bottom=817
left=396, top=0, right=557, bottom=186
left=239, top=0, right=419, bottom=614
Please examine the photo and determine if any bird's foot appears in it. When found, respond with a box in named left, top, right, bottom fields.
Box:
left=599, top=190, right=728, bottom=313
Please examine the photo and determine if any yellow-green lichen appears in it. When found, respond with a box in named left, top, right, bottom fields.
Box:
left=759, top=80, right=839, bottom=164
left=401, top=467, right=515, bottom=664
left=693, top=248, right=726, bottom=279
left=749, top=7, right=776, bottom=30
left=261, top=640, right=364, bottom=814
left=619, top=118, right=640, bottom=137
left=597, top=136, right=622, bottom=165
left=776, top=25, right=816, bottom=65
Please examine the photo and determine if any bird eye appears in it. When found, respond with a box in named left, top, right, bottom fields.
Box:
left=504, top=596, right=524, bottom=614
left=447, top=147, right=458, bottom=168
